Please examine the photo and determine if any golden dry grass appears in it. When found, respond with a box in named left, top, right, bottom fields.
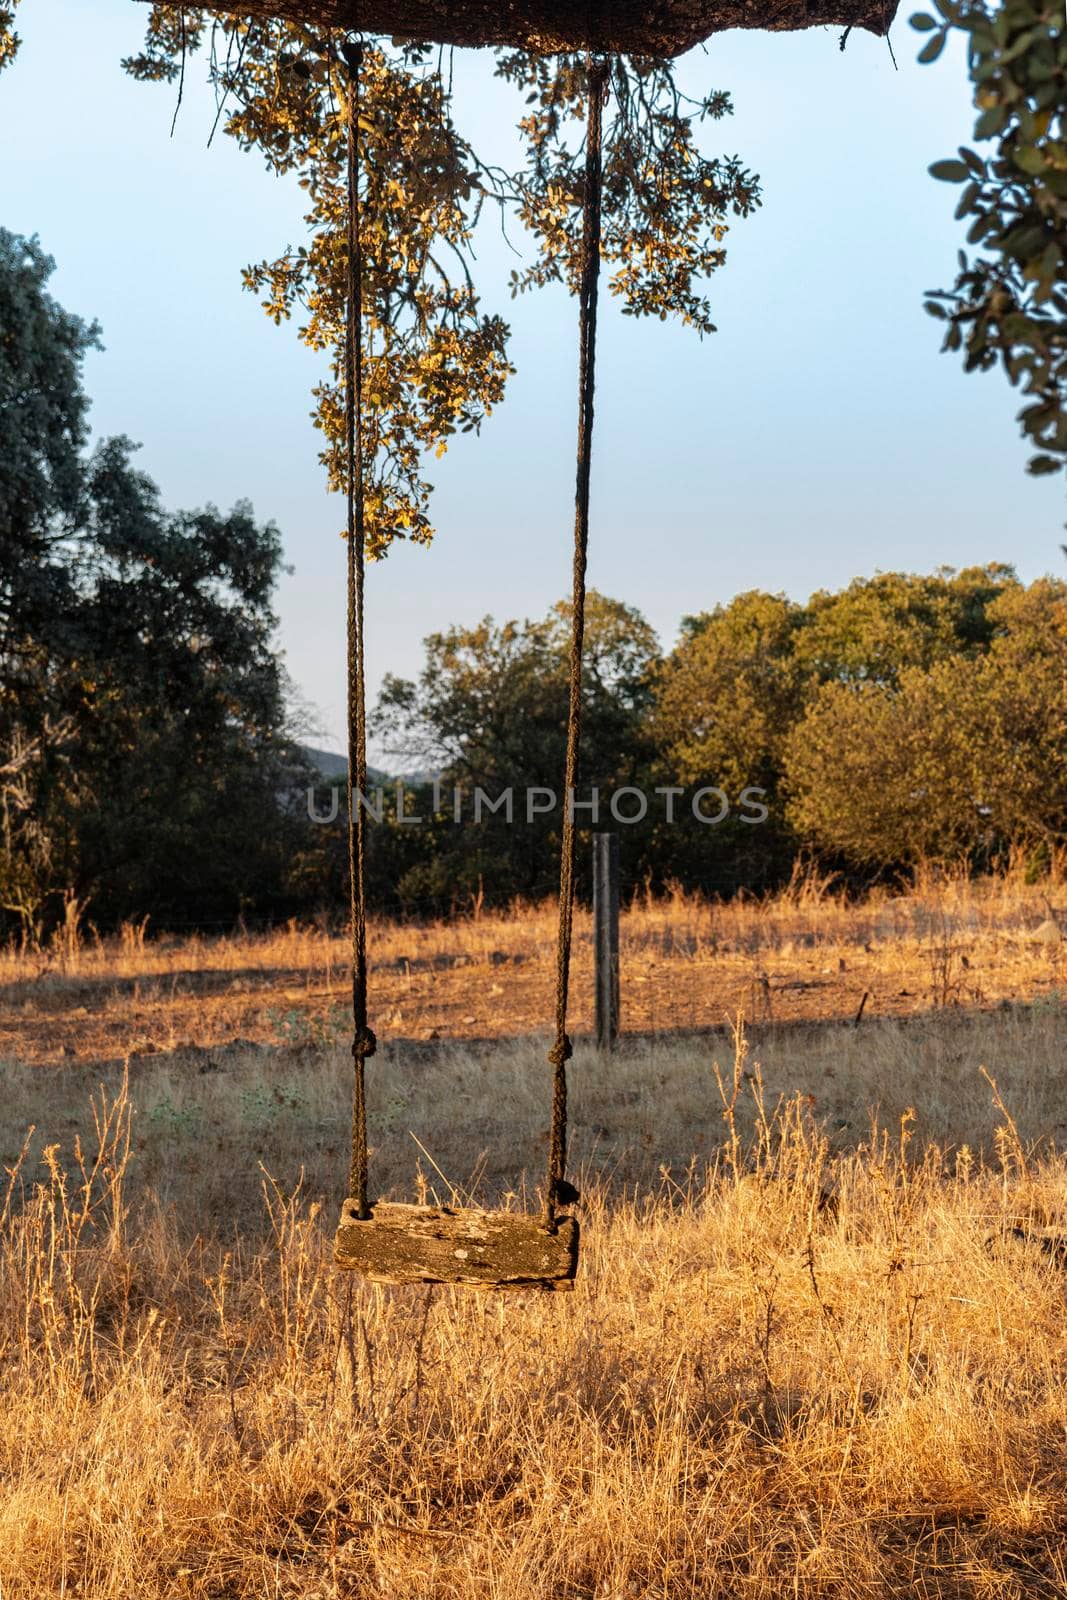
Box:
left=5, top=864, right=1067, bottom=1067
left=4, top=876, right=1067, bottom=1596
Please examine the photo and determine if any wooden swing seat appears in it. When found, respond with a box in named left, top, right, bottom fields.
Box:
left=334, top=1199, right=579, bottom=1289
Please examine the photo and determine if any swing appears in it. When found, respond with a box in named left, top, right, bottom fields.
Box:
left=140, top=0, right=899, bottom=1287
left=330, top=42, right=601, bottom=1290
left=137, top=1, right=898, bottom=57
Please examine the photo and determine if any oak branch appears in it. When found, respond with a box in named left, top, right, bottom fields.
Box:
left=136, top=0, right=899, bottom=55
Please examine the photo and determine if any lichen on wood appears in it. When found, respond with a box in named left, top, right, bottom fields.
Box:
left=334, top=1199, right=580, bottom=1289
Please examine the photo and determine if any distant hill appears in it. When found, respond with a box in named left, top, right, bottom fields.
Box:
left=300, top=746, right=433, bottom=787
left=301, top=745, right=351, bottom=780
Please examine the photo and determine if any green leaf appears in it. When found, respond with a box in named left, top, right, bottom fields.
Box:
left=917, top=30, right=947, bottom=62
left=974, top=106, right=1008, bottom=139
left=1000, top=29, right=1037, bottom=64
left=1001, top=224, right=1046, bottom=260
left=1014, top=145, right=1046, bottom=175
left=1040, top=240, right=1062, bottom=273
left=954, top=182, right=980, bottom=219
left=1027, top=454, right=1062, bottom=475
left=929, top=158, right=970, bottom=181
left=909, top=11, right=938, bottom=27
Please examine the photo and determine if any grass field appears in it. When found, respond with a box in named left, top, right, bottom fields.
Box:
left=3, top=872, right=1067, bottom=1596
left=7, top=866, right=1067, bottom=1067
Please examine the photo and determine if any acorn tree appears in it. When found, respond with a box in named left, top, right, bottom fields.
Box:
left=914, top=0, right=1067, bottom=479
left=120, top=10, right=760, bottom=554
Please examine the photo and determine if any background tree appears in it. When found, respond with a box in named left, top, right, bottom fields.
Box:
left=970, top=577, right=1067, bottom=853
left=914, top=0, right=1067, bottom=480
left=782, top=664, right=990, bottom=867
left=783, top=575, right=1067, bottom=869
left=0, top=227, right=101, bottom=937
left=649, top=592, right=806, bottom=889
left=0, top=228, right=308, bottom=937
left=654, top=591, right=806, bottom=800
left=373, top=593, right=660, bottom=908
left=651, top=565, right=1039, bottom=883
left=67, top=435, right=309, bottom=926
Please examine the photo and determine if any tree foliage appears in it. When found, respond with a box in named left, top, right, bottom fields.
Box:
left=0, top=1, right=20, bottom=73
left=0, top=228, right=306, bottom=936
left=646, top=564, right=1067, bottom=878
left=372, top=593, right=659, bottom=906
left=122, top=11, right=760, bottom=551
left=495, top=52, right=759, bottom=332
left=783, top=574, right=1067, bottom=865
left=915, top=0, right=1067, bottom=479
left=654, top=592, right=806, bottom=801
left=783, top=665, right=988, bottom=866
left=794, top=564, right=1016, bottom=683
left=127, top=14, right=516, bottom=554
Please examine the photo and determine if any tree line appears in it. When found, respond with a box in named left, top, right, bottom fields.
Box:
left=5, top=225, right=1066, bottom=941
left=360, top=564, right=1067, bottom=913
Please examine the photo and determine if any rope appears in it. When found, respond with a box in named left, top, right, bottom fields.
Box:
left=338, top=46, right=606, bottom=1233
left=544, top=56, right=608, bottom=1232
left=342, top=37, right=376, bottom=1220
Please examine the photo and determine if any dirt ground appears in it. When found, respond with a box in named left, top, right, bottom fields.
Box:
left=3, top=874, right=1065, bottom=1069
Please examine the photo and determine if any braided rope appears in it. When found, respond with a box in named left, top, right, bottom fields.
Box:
left=342, top=38, right=376, bottom=1219
left=544, top=56, right=607, bottom=1231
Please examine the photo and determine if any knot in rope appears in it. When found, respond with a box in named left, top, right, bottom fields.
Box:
left=547, top=1035, right=573, bottom=1068
left=352, top=1027, right=377, bottom=1060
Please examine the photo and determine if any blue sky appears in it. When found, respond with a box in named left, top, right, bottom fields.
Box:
left=2, top=1, right=1063, bottom=754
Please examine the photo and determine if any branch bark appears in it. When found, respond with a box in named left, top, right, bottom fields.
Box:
left=137, top=0, right=899, bottom=55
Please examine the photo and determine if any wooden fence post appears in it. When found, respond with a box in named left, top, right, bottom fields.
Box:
left=593, top=832, right=620, bottom=1051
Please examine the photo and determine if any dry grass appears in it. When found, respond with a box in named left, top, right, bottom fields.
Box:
left=4, top=872, right=1067, bottom=1595
left=5, top=864, right=1067, bottom=1067
left=3, top=979, right=1067, bottom=1594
